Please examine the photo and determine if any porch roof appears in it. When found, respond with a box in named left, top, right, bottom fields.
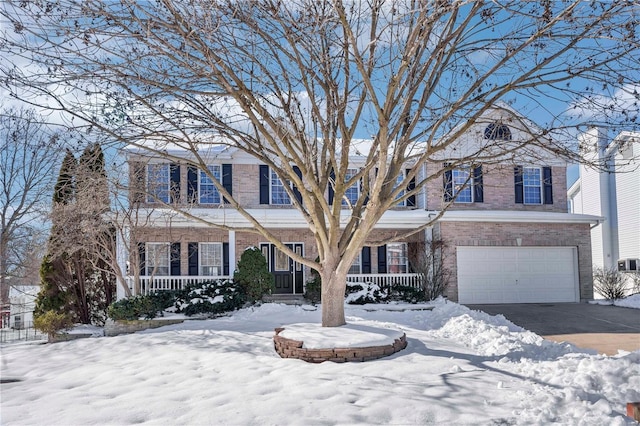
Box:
left=132, top=208, right=435, bottom=229
left=438, top=210, right=602, bottom=225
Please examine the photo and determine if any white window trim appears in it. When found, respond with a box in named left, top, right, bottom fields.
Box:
left=146, top=164, right=170, bottom=204
left=199, top=242, right=223, bottom=276
left=146, top=242, right=170, bottom=276
left=199, top=165, right=222, bottom=205
left=523, top=166, right=543, bottom=205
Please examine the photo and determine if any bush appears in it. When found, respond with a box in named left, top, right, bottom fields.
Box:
left=107, top=292, right=174, bottom=320
left=304, top=267, right=322, bottom=304
left=408, top=240, right=450, bottom=301
left=174, top=280, right=245, bottom=316
left=345, top=282, right=389, bottom=304
left=33, top=310, right=74, bottom=340
left=234, top=247, right=274, bottom=303
left=389, top=285, right=428, bottom=304
left=593, top=266, right=627, bottom=300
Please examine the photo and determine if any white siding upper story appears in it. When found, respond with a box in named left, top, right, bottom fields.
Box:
left=568, top=129, right=640, bottom=269
left=614, top=136, right=640, bottom=260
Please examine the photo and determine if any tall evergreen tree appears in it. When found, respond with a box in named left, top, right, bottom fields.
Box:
left=35, top=150, right=78, bottom=323
left=52, top=149, right=76, bottom=204
left=36, top=144, right=115, bottom=325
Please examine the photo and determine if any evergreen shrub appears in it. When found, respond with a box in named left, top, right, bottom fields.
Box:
left=107, top=292, right=174, bottom=320
left=304, top=267, right=321, bottom=304
left=174, top=279, right=245, bottom=316
left=345, top=282, right=389, bottom=304
left=234, top=247, right=274, bottom=303
left=33, top=310, right=74, bottom=340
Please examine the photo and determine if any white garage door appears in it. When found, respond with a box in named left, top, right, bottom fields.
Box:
left=457, top=247, right=579, bottom=304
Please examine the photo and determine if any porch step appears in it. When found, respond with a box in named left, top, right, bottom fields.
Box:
left=262, top=294, right=306, bottom=305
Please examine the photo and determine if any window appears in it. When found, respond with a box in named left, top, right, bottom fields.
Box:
left=146, top=243, right=170, bottom=275
left=200, top=243, right=223, bottom=276
left=199, top=165, right=222, bottom=204
left=484, top=123, right=512, bottom=140
left=394, top=172, right=406, bottom=206
left=343, top=168, right=360, bottom=206
left=452, top=167, right=473, bottom=203
left=348, top=252, right=362, bottom=275
left=523, top=167, right=542, bottom=204
left=147, top=164, right=170, bottom=203
left=274, top=247, right=290, bottom=271
left=444, top=165, right=483, bottom=203
left=387, top=243, right=408, bottom=273
left=271, top=169, right=291, bottom=205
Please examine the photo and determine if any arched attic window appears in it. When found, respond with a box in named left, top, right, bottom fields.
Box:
left=484, top=123, right=512, bottom=140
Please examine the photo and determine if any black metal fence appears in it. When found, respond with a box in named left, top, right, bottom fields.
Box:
left=0, top=322, right=46, bottom=344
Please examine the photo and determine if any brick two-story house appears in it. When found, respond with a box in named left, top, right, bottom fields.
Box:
left=117, top=108, right=599, bottom=304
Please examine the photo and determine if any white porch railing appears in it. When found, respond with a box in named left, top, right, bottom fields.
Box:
left=126, top=276, right=232, bottom=296
left=125, top=273, right=424, bottom=296
left=346, top=273, right=425, bottom=289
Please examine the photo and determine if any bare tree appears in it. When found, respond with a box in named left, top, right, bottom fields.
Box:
left=0, top=107, right=60, bottom=313
left=1, top=1, right=638, bottom=326
left=408, top=239, right=450, bottom=301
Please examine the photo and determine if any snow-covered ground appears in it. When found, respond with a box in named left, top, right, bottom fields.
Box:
left=1, top=300, right=639, bottom=425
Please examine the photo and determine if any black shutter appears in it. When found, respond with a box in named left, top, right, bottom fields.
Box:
left=406, top=168, right=416, bottom=207
left=223, top=243, right=230, bottom=275
left=187, top=166, right=198, bottom=203
left=377, top=245, right=387, bottom=274
left=170, top=164, right=181, bottom=203
left=170, top=243, right=181, bottom=276
left=514, top=166, right=524, bottom=204
left=473, top=165, right=484, bottom=203
left=361, top=246, right=371, bottom=274
left=543, top=166, right=553, bottom=204
left=188, top=243, right=199, bottom=276
left=292, top=166, right=303, bottom=205
left=362, top=170, right=371, bottom=206
left=138, top=242, right=146, bottom=276
left=259, top=165, right=269, bottom=204
left=328, top=168, right=335, bottom=205
left=443, top=163, right=453, bottom=202
left=222, top=164, right=233, bottom=203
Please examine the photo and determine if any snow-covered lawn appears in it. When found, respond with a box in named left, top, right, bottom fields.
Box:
left=1, top=300, right=639, bottom=425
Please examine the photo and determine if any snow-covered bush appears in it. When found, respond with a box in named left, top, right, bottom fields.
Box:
left=174, top=280, right=245, bottom=317
left=345, top=282, right=389, bottom=304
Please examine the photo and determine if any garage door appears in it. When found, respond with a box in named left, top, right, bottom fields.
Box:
left=457, top=247, right=579, bottom=304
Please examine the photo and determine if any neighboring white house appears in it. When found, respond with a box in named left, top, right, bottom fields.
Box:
left=8, top=286, right=39, bottom=329
left=568, top=129, right=640, bottom=274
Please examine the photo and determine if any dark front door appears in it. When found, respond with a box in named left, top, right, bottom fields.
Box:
left=262, top=243, right=304, bottom=294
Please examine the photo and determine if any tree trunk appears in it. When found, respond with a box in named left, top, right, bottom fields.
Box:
left=320, top=255, right=348, bottom=327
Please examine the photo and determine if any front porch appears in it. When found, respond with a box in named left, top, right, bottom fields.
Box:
left=126, top=273, right=425, bottom=296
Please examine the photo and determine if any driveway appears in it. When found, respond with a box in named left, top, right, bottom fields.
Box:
left=464, top=303, right=640, bottom=355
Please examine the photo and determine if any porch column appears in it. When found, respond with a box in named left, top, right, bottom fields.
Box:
left=228, top=230, right=236, bottom=276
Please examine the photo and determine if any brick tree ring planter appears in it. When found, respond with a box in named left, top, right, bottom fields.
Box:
left=274, top=324, right=408, bottom=363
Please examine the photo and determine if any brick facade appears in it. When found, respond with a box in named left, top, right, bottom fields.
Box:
left=425, top=163, right=567, bottom=212
left=437, top=221, right=594, bottom=302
